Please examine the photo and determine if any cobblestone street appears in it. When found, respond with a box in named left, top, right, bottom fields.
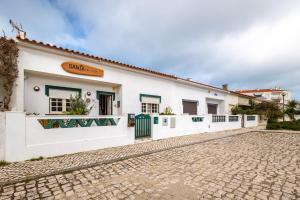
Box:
left=1, top=131, right=300, bottom=199
left=0, top=127, right=259, bottom=185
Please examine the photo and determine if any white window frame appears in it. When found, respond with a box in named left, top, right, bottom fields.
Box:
left=141, top=103, right=159, bottom=114
left=49, top=98, right=71, bottom=114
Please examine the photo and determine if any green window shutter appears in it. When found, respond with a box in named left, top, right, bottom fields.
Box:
left=45, top=85, right=82, bottom=97
left=139, top=94, right=161, bottom=103
left=96, top=91, right=115, bottom=100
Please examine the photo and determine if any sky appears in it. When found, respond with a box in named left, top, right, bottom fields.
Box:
left=1, top=0, right=300, bottom=98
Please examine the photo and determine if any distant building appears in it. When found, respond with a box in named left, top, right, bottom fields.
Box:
left=236, top=89, right=292, bottom=105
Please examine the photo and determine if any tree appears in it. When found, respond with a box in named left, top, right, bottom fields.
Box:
left=230, top=99, right=256, bottom=115
left=231, top=101, right=283, bottom=122
left=0, top=37, right=19, bottom=111
left=254, top=101, right=282, bottom=122
left=231, top=105, right=256, bottom=115
left=285, top=100, right=297, bottom=121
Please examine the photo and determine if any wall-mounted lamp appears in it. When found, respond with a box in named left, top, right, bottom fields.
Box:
left=33, top=86, right=40, bottom=92
left=86, top=91, right=91, bottom=96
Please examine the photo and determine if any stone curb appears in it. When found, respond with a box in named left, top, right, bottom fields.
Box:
left=256, top=130, right=300, bottom=134
left=0, top=130, right=256, bottom=187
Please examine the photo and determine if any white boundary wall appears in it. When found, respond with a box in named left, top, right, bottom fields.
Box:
left=0, top=112, right=5, bottom=160
left=244, top=115, right=259, bottom=127
left=3, top=112, right=134, bottom=162
left=152, top=114, right=242, bottom=140
left=209, top=115, right=242, bottom=132
left=152, top=115, right=209, bottom=140
left=1, top=112, right=259, bottom=162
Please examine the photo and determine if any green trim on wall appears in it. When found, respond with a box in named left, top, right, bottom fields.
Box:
left=139, top=94, right=161, bottom=103
left=45, top=85, right=82, bottom=97
left=38, top=118, right=120, bottom=129
left=96, top=91, right=115, bottom=100
left=192, top=117, right=203, bottom=122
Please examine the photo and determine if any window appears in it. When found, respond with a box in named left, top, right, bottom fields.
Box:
left=229, top=116, right=239, bottom=122
left=47, top=86, right=80, bottom=114
left=141, top=103, right=159, bottom=114
left=182, top=100, right=198, bottom=115
left=50, top=98, right=71, bottom=114
left=207, top=104, right=218, bottom=114
left=247, top=115, right=256, bottom=121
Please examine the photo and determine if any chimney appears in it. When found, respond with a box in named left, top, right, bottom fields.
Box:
left=222, top=84, right=228, bottom=91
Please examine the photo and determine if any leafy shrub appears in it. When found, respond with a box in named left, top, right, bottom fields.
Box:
left=231, top=105, right=256, bottom=115
left=285, top=100, right=297, bottom=121
left=0, top=160, right=10, bottom=167
left=64, top=95, right=88, bottom=115
left=160, top=106, right=175, bottom=115
left=29, top=156, right=44, bottom=161
left=267, top=120, right=300, bottom=131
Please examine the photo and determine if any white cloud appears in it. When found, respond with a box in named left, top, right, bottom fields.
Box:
left=216, top=10, right=300, bottom=67
left=1, top=0, right=300, bottom=98
left=0, top=0, right=84, bottom=48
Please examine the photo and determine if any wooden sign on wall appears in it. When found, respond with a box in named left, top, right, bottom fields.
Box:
left=61, top=62, right=104, bottom=77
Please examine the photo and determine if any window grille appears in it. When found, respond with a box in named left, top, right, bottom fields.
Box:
left=247, top=116, right=256, bottom=121
left=229, top=116, right=239, bottom=122
left=212, top=115, right=226, bottom=122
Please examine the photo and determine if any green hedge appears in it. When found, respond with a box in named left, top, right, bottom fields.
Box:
left=267, top=120, right=300, bottom=131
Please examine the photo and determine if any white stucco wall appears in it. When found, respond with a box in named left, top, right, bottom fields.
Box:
left=1, top=111, right=255, bottom=162
left=244, top=115, right=259, bottom=127
left=0, top=112, right=5, bottom=160
left=3, top=112, right=135, bottom=162
left=238, top=96, right=251, bottom=106
left=209, top=115, right=242, bottom=132
left=152, top=114, right=242, bottom=140
left=16, top=44, right=228, bottom=115
left=152, top=115, right=209, bottom=140
left=226, top=94, right=239, bottom=114
left=24, top=73, right=119, bottom=116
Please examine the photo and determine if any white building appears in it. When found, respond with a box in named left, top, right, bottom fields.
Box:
left=0, top=36, right=258, bottom=161
left=236, top=89, right=292, bottom=105
left=8, top=36, right=235, bottom=116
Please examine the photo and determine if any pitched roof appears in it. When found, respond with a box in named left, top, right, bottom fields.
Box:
left=229, top=91, right=255, bottom=98
left=236, top=89, right=287, bottom=93
left=16, top=36, right=230, bottom=93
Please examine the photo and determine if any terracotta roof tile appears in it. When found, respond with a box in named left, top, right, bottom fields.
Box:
left=236, top=89, right=286, bottom=93
left=17, top=36, right=231, bottom=93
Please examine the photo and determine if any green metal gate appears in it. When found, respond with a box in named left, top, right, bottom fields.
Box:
left=135, top=114, right=151, bottom=138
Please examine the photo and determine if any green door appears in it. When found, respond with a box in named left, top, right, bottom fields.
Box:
left=135, top=114, right=151, bottom=138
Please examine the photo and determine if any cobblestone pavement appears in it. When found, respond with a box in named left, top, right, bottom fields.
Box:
left=1, top=131, right=300, bottom=200
left=0, top=127, right=262, bottom=185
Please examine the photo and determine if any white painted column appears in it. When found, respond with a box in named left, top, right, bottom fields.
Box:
left=0, top=112, right=6, bottom=160
left=4, top=112, right=27, bottom=162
